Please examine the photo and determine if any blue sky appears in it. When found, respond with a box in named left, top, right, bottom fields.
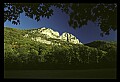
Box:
left=4, top=6, right=117, bottom=44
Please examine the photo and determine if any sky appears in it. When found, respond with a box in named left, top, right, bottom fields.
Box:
left=4, top=6, right=117, bottom=44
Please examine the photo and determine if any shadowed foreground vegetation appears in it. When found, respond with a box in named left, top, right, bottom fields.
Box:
left=4, top=69, right=116, bottom=79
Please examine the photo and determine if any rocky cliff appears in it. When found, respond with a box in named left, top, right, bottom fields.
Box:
left=24, top=27, right=83, bottom=45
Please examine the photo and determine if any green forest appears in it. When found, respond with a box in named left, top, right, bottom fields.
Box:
left=4, top=27, right=117, bottom=70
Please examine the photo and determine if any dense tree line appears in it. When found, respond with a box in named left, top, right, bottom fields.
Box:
left=4, top=27, right=117, bottom=69
left=85, top=40, right=117, bottom=64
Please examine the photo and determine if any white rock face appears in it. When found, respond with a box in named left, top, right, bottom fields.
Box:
left=60, top=32, right=82, bottom=44
left=32, top=37, right=52, bottom=44
left=24, top=34, right=29, bottom=37
left=37, top=27, right=60, bottom=38
left=24, top=27, right=83, bottom=45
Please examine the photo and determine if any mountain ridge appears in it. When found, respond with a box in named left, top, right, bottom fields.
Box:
left=12, top=27, right=83, bottom=45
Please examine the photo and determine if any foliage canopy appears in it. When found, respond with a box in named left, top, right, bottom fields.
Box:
left=4, top=3, right=117, bottom=36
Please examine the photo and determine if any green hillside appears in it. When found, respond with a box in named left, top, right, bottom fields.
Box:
left=4, top=27, right=117, bottom=70
left=85, top=40, right=117, bottom=64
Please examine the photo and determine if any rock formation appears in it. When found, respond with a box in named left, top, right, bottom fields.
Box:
left=24, top=27, right=83, bottom=45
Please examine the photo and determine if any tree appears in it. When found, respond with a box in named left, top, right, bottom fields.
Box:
left=68, top=3, right=117, bottom=36
left=4, top=3, right=117, bottom=36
